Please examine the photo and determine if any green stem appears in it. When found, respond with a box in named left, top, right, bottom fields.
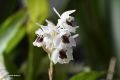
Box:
left=48, top=53, right=54, bottom=80
left=0, top=53, right=4, bottom=65
left=49, top=61, right=54, bottom=80
left=26, top=34, right=35, bottom=80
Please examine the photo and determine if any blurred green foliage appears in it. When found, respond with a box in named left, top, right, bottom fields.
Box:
left=0, top=10, right=26, bottom=54
left=0, top=0, right=119, bottom=80
left=70, top=71, right=105, bottom=80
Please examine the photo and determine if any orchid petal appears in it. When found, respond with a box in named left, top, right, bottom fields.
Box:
left=51, top=49, right=59, bottom=64
left=69, top=37, right=76, bottom=47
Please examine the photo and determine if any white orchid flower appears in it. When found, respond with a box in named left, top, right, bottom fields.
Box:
left=54, top=31, right=78, bottom=48
left=33, top=7, right=79, bottom=64
left=33, top=24, right=52, bottom=48
left=53, top=8, right=79, bottom=33
left=51, top=47, right=73, bottom=64
left=33, top=34, right=44, bottom=47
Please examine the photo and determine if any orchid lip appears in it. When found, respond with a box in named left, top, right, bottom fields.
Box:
left=62, top=35, right=70, bottom=43
left=66, top=20, right=73, bottom=26
left=36, top=35, right=44, bottom=42
left=59, top=49, right=67, bottom=59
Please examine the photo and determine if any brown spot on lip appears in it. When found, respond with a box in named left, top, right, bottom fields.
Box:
left=36, top=36, right=43, bottom=42
left=66, top=20, right=73, bottom=26
left=62, top=35, right=70, bottom=43
left=59, top=49, right=67, bottom=59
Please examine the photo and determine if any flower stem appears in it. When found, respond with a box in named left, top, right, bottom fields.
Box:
left=49, top=61, right=53, bottom=80
left=42, top=45, right=55, bottom=80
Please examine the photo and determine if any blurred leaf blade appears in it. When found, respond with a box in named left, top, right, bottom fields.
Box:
left=70, top=71, right=105, bottom=80
left=25, top=0, right=49, bottom=22
left=0, top=10, right=26, bottom=54
left=6, top=26, right=26, bottom=53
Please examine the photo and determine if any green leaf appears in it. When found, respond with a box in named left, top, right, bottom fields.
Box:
left=0, top=10, right=26, bottom=54
left=70, top=71, right=105, bottom=80
left=25, top=0, right=49, bottom=22
left=25, top=0, right=49, bottom=35
left=6, top=26, right=26, bottom=53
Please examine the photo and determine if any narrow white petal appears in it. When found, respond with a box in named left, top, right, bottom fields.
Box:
left=62, top=22, right=71, bottom=27
left=58, top=42, right=67, bottom=49
left=58, top=58, right=70, bottom=64
left=53, top=7, right=61, bottom=18
left=35, top=29, right=44, bottom=35
left=64, top=59, right=71, bottom=63
left=51, top=49, right=59, bottom=64
left=61, top=10, right=76, bottom=17
left=65, top=48, right=73, bottom=61
left=72, top=34, right=79, bottom=38
left=75, top=26, right=79, bottom=29
left=61, top=10, right=76, bottom=21
left=57, top=19, right=64, bottom=28
left=58, top=58, right=64, bottom=64
left=54, top=36, right=61, bottom=47
left=33, top=42, right=38, bottom=47
left=69, top=28, right=76, bottom=33
left=45, top=19, right=50, bottom=23
left=59, top=30, right=70, bottom=37
left=41, top=26, right=51, bottom=33
left=69, top=37, right=76, bottom=47
left=46, top=19, right=55, bottom=27
left=44, top=37, right=52, bottom=48
left=62, top=23, right=76, bottom=33
left=33, top=41, right=43, bottom=47
left=67, top=48, right=73, bottom=60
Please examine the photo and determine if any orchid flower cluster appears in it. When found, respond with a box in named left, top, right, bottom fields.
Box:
left=33, top=8, right=79, bottom=64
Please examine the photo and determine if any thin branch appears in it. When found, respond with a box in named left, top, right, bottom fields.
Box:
left=106, top=57, right=116, bottom=80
